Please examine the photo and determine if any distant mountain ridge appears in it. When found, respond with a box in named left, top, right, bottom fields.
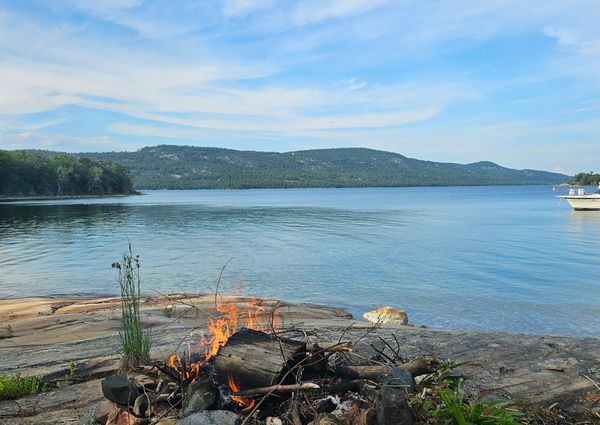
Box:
left=23, top=145, right=568, bottom=189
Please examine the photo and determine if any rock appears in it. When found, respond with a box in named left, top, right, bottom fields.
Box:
left=314, top=397, right=337, bottom=413
left=101, top=374, right=138, bottom=406
left=375, top=386, right=412, bottom=425
left=362, top=307, right=408, bottom=325
left=182, top=380, right=218, bottom=415
left=95, top=400, right=118, bottom=424
left=133, top=393, right=150, bottom=417
left=266, top=418, right=283, bottom=425
left=311, top=413, right=348, bottom=425
left=377, top=367, right=415, bottom=393
left=163, top=304, right=199, bottom=319
left=80, top=406, right=97, bottom=425
left=106, top=409, right=150, bottom=425
left=177, top=410, right=240, bottom=425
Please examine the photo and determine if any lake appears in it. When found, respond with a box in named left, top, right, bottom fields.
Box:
left=1, top=186, right=599, bottom=337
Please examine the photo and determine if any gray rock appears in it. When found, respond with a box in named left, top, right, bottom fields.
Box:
left=375, top=386, right=412, bottom=425
left=182, top=380, right=218, bottom=415
left=177, top=410, right=240, bottom=425
left=101, top=373, right=138, bottom=406
left=79, top=406, right=97, bottom=425
left=377, top=367, right=415, bottom=393
left=312, top=413, right=348, bottom=425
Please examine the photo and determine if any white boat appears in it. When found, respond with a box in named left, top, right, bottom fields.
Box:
left=558, top=184, right=600, bottom=210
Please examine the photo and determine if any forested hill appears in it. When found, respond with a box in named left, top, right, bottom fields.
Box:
left=0, top=150, right=136, bottom=198
left=72, top=145, right=568, bottom=189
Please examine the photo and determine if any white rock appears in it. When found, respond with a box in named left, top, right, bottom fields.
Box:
left=362, top=307, right=408, bottom=325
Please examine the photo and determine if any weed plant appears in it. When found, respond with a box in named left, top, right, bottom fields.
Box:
left=409, top=362, right=525, bottom=424
left=112, top=243, right=151, bottom=370
left=0, top=375, right=47, bottom=401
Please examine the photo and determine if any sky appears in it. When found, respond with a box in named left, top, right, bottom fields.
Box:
left=0, top=1, right=599, bottom=174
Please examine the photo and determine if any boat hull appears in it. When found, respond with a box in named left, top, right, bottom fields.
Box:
left=560, top=196, right=600, bottom=210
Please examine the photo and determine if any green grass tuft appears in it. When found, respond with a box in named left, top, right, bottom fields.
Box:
left=410, top=362, right=525, bottom=424
left=112, top=243, right=152, bottom=371
left=0, top=375, right=48, bottom=401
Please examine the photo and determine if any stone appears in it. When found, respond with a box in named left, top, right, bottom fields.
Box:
left=311, top=413, right=348, bottom=425
left=182, top=380, right=218, bottom=415
left=101, top=373, right=138, bottom=406
left=80, top=406, right=97, bottom=425
left=163, top=304, right=199, bottom=319
left=377, top=367, right=415, bottom=393
left=106, top=409, right=150, bottom=425
left=362, top=307, right=408, bottom=325
left=375, top=386, right=412, bottom=425
left=314, top=397, right=337, bottom=413
left=176, top=410, right=240, bottom=425
left=133, top=393, right=150, bottom=417
left=266, top=418, right=284, bottom=425
left=95, top=400, right=118, bottom=424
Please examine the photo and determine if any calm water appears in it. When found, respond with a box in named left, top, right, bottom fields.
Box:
left=1, top=186, right=599, bottom=337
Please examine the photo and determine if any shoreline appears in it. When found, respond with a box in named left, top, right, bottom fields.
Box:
left=0, top=192, right=141, bottom=203
left=0, top=184, right=565, bottom=202
left=1, top=294, right=599, bottom=423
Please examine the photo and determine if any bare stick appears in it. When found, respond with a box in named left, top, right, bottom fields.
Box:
left=311, top=341, right=353, bottom=353
left=214, top=258, right=233, bottom=310
left=233, top=382, right=320, bottom=398
left=369, top=343, right=396, bottom=365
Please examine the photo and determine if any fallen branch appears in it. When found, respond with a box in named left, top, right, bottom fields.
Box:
left=334, top=356, right=439, bottom=379
left=233, top=382, right=320, bottom=398
left=311, top=341, right=353, bottom=353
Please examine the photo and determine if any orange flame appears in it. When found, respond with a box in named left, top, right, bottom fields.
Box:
left=166, top=298, right=276, bottom=387
left=228, top=375, right=256, bottom=412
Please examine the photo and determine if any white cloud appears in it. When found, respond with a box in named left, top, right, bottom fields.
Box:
left=222, top=0, right=275, bottom=17
left=544, top=27, right=579, bottom=46
left=292, top=0, right=389, bottom=25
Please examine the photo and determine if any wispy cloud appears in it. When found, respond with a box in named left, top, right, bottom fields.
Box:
left=0, top=0, right=599, bottom=172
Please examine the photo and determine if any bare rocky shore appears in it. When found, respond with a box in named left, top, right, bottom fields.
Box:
left=0, top=294, right=598, bottom=424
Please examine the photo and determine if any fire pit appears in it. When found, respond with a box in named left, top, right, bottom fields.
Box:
left=96, top=298, right=438, bottom=425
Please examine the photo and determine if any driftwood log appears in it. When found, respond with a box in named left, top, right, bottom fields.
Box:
left=334, top=356, right=439, bottom=379
left=212, top=328, right=306, bottom=390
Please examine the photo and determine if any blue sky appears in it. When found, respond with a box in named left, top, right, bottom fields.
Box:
left=0, top=1, right=599, bottom=174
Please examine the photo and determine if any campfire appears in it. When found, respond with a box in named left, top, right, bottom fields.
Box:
left=97, top=297, right=439, bottom=425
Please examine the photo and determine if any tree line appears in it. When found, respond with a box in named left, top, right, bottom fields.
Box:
left=0, top=150, right=136, bottom=198
left=84, top=145, right=569, bottom=189
left=568, top=172, right=600, bottom=186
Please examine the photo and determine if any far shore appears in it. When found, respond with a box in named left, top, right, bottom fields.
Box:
left=0, top=192, right=142, bottom=202
left=0, top=183, right=574, bottom=202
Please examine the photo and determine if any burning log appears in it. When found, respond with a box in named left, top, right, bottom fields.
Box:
left=334, top=356, right=438, bottom=379
left=213, top=327, right=306, bottom=390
